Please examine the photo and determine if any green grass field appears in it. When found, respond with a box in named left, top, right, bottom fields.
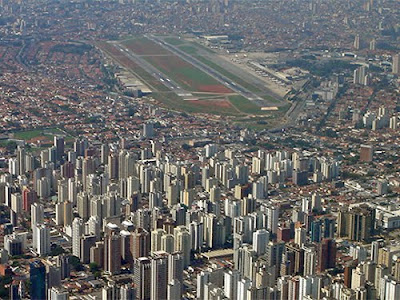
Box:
left=195, top=56, right=264, bottom=94
left=228, top=95, right=271, bottom=115
left=189, top=41, right=215, bottom=53
left=151, top=93, right=240, bottom=115
left=234, top=118, right=271, bottom=130
left=191, top=92, right=227, bottom=99
left=134, top=53, right=232, bottom=93
left=171, top=39, right=285, bottom=105
left=14, top=128, right=67, bottom=140
left=174, top=41, right=282, bottom=100
left=164, top=37, right=185, bottom=46
left=178, top=64, right=221, bottom=86
left=97, top=41, right=170, bottom=92
left=101, top=37, right=286, bottom=122
left=178, top=45, right=199, bottom=55
left=122, top=38, right=170, bottom=55
left=10, top=128, right=74, bottom=152
left=277, top=103, right=291, bottom=113
left=262, top=94, right=281, bottom=104
left=129, top=64, right=170, bottom=92
left=14, top=129, right=44, bottom=140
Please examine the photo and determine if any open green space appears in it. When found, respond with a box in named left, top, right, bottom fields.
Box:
left=177, top=62, right=222, bottom=86
left=277, top=103, right=291, bottom=113
left=234, top=118, right=272, bottom=130
left=262, top=94, right=281, bottom=104
left=96, top=41, right=169, bottom=92
left=8, top=128, right=75, bottom=152
left=178, top=45, right=199, bottom=55
left=127, top=63, right=170, bottom=92
left=101, top=37, right=285, bottom=121
left=196, top=56, right=264, bottom=94
left=127, top=50, right=231, bottom=93
left=191, top=93, right=226, bottom=99
left=164, top=37, right=185, bottom=46
left=151, top=93, right=240, bottom=115
left=234, top=114, right=286, bottom=130
left=228, top=95, right=269, bottom=115
left=14, top=129, right=43, bottom=140
left=168, top=38, right=285, bottom=106
left=174, top=41, right=274, bottom=97
left=14, top=128, right=66, bottom=140
left=189, top=41, right=215, bottom=54
left=122, top=38, right=170, bottom=55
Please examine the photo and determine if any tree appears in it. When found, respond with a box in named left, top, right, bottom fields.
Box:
left=6, top=141, right=17, bottom=152
left=89, top=262, right=99, bottom=273
left=69, top=255, right=84, bottom=271
left=49, top=244, right=65, bottom=256
left=89, top=263, right=101, bottom=278
left=181, top=144, right=191, bottom=150
left=0, top=275, right=12, bottom=298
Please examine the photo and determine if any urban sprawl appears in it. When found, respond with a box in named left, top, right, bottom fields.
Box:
left=0, top=0, right=400, bottom=300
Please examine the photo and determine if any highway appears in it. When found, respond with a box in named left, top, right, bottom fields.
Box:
left=146, top=34, right=266, bottom=105
left=110, top=42, right=194, bottom=98
left=268, top=79, right=311, bottom=132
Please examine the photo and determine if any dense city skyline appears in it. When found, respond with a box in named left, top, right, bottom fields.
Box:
left=0, top=0, right=399, bottom=300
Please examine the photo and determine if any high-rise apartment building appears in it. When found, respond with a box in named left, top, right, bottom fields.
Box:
left=338, top=205, right=375, bottom=242
left=134, top=257, right=151, bottom=300
left=150, top=252, right=169, bottom=300
left=30, top=260, right=46, bottom=300
left=393, top=53, right=400, bottom=75
left=54, top=136, right=65, bottom=161
left=131, top=228, right=151, bottom=259
left=354, top=34, right=360, bottom=50
left=317, top=238, right=336, bottom=272
left=33, top=224, right=50, bottom=256
left=360, top=144, right=374, bottom=162
left=104, top=223, right=121, bottom=275
left=72, top=217, right=84, bottom=258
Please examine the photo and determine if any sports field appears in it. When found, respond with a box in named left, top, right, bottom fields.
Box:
left=8, top=128, right=74, bottom=151
left=14, top=128, right=67, bottom=141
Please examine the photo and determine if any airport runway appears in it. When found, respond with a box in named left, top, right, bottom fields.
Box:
left=110, top=42, right=194, bottom=99
left=146, top=34, right=266, bottom=104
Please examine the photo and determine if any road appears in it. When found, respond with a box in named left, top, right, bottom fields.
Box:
left=268, top=79, right=311, bottom=132
left=146, top=34, right=266, bottom=105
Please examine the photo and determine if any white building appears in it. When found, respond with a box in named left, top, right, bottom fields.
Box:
left=34, top=224, right=50, bottom=256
